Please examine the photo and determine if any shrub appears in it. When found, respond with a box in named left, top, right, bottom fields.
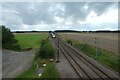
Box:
left=66, top=39, right=73, bottom=45
left=38, top=39, right=55, bottom=59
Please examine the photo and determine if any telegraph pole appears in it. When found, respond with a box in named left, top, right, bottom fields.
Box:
left=66, top=32, right=67, bottom=41
left=56, top=35, right=60, bottom=62
left=95, top=37, right=98, bottom=58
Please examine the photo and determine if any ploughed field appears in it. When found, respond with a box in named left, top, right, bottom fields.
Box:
left=59, top=33, right=118, bottom=55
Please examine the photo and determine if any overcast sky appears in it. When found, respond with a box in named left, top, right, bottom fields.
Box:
left=0, top=2, right=118, bottom=31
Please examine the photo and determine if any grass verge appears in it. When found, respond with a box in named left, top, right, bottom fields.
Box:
left=36, top=38, right=60, bottom=78
left=67, top=39, right=119, bottom=73
left=41, top=62, right=60, bottom=79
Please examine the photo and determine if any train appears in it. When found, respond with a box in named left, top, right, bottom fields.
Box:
left=51, top=33, right=56, bottom=38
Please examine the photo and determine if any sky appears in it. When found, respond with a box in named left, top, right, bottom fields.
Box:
left=0, top=2, right=118, bottom=31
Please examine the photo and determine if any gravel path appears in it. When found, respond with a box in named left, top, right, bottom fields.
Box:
left=51, top=38, right=79, bottom=78
left=2, top=49, right=35, bottom=78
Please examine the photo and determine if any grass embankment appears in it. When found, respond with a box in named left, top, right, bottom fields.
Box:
left=41, top=63, right=60, bottom=79
left=14, top=33, right=48, bottom=49
left=66, top=39, right=120, bottom=73
left=36, top=38, right=60, bottom=78
left=17, top=36, right=60, bottom=78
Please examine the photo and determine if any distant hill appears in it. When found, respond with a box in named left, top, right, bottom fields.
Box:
left=54, top=30, right=79, bottom=33
left=12, top=30, right=120, bottom=33
left=94, top=30, right=120, bottom=33
left=12, top=31, right=49, bottom=33
left=54, top=30, right=120, bottom=33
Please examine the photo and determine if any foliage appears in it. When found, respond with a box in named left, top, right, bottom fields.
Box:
left=1, top=25, right=20, bottom=51
left=38, top=38, right=55, bottom=59
left=66, top=39, right=73, bottom=45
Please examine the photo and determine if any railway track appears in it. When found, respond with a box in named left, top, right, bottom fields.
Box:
left=52, top=36, right=119, bottom=80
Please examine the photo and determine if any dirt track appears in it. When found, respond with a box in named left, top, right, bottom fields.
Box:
left=2, top=49, right=35, bottom=78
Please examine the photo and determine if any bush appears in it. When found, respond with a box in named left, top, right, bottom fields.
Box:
left=1, top=25, right=20, bottom=51
left=38, top=39, right=55, bottom=59
left=66, top=39, right=73, bottom=45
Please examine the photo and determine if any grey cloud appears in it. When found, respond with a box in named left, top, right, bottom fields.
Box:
left=2, top=2, right=116, bottom=25
left=61, top=2, right=116, bottom=22
left=63, top=2, right=87, bottom=20
left=17, top=2, right=57, bottom=24
left=2, top=2, right=57, bottom=25
left=1, top=2, right=118, bottom=31
left=87, top=2, right=115, bottom=16
left=2, top=13, right=23, bottom=30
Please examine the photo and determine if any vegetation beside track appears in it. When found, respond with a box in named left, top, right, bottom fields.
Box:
left=17, top=38, right=60, bottom=78
left=37, top=38, right=55, bottom=59
left=66, top=39, right=120, bottom=73
left=40, top=61, right=60, bottom=78
left=36, top=38, right=60, bottom=78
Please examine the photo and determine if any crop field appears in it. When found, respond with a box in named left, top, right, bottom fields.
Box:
left=59, top=33, right=118, bottom=55
left=14, top=33, right=48, bottom=49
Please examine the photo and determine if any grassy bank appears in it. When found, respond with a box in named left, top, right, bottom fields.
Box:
left=36, top=38, right=60, bottom=78
left=67, top=39, right=119, bottom=73
left=41, top=62, right=60, bottom=78
left=14, top=33, right=48, bottom=49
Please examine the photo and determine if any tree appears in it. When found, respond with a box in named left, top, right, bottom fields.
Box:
left=1, top=25, right=20, bottom=51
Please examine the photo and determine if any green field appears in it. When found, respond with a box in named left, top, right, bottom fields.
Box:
left=14, top=33, right=48, bottom=49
